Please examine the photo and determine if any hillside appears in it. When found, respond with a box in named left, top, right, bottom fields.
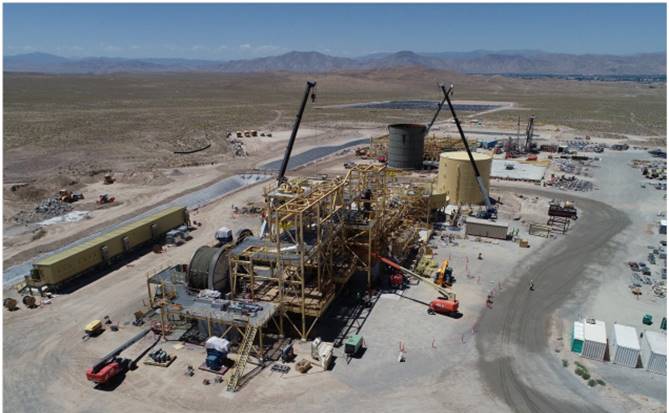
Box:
left=4, top=50, right=666, bottom=75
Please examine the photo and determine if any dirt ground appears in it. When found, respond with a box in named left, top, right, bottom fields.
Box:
left=3, top=70, right=667, bottom=413
left=4, top=144, right=667, bottom=413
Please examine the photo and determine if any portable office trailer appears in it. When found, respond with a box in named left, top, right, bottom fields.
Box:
left=571, top=321, right=585, bottom=353
left=28, top=206, right=188, bottom=288
left=465, top=217, right=509, bottom=240
left=612, top=324, right=640, bottom=368
left=645, top=331, right=667, bottom=375
left=581, top=319, right=607, bottom=361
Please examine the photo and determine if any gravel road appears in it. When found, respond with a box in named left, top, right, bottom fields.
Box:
left=476, top=187, right=630, bottom=413
left=258, top=138, right=368, bottom=171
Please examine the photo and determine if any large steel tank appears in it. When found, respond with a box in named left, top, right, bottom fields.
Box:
left=187, top=246, right=230, bottom=292
left=436, top=151, right=492, bottom=205
left=388, top=124, right=426, bottom=169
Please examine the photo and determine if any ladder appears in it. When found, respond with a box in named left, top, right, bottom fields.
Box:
left=226, top=324, right=258, bottom=392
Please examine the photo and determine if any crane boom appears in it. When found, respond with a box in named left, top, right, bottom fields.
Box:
left=373, top=253, right=455, bottom=300
left=524, top=115, right=535, bottom=153
left=277, top=81, right=317, bottom=185
left=424, top=86, right=449, bottom=136
left=441, top=84, right=493, bottom=212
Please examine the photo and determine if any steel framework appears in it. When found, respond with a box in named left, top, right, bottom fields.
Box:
left=228, top=164, right=422, bottom=339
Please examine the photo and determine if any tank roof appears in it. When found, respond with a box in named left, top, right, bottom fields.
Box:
left=388, top=123, right=427, bottom=130
left=440, top=151, right=492, bottom=161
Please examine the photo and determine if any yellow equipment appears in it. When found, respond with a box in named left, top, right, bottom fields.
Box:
left=435, top=259, right=451, bottom=287
left=85, top=320, right=103, bottom=335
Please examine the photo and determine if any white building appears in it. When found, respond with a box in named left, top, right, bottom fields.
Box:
left=581, top=319, right=607, bottom=361
left=645, top=331, right=667, bottom=375
left=612, top=324, right=640, bottom=368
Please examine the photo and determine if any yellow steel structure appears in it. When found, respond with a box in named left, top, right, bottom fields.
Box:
left=228, top=164, right=420, bottom=339
left=436, top=151, right=492, bottom=205
left=27, top=206, right=188, bottom=288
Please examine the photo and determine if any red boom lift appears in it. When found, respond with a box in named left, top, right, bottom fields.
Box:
left=373, top=253, right=460, bottom=316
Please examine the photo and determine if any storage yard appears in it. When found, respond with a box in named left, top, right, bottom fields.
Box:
left=3, top=76, right=667, bottom=413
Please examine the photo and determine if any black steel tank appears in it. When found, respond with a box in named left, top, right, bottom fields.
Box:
left=186, top=246, right=230, bottom=292
left=388, top=123, right=426, bottom=169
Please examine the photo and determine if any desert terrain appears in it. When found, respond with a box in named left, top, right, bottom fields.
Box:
left=3, top=69, right=667, bottom=413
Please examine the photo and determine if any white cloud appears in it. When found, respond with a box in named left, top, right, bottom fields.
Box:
left=100, top=43, right=122, bottom=53
left=239, top=44, right=252, bottom=49
left=8, top=45, right=36, bottom=52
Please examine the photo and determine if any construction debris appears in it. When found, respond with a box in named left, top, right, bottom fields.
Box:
left=13, top=197, right=74, bottom=225
left=227, top=136, right=248, bottom=157
left=545, top=174, right=595, bottom=191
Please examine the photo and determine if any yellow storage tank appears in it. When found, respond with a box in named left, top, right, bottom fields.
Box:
left=436, top=151, right=492, bottom=205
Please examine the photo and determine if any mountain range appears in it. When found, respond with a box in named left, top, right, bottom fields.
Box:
left=4, top=50, right=666, bottom=75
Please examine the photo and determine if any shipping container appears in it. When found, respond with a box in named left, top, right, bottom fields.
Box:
left=465, top=217, right=509, bottom=240
left=645, top=331, right=667, bottom=375
left=581, top=319, right=607, bottom=361
left=26, top=206, right=188, bottom=289
left=612, top=324, right=640, bottom=368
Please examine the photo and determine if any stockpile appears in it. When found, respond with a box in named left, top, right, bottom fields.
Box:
left=631, top=159, right=667, bottom=180
left=628, top=249, right=666, bottom=298
left=226, top=136, right=248, bottom=157
left=566, top=139, right=604, bottom=153
left=13, top=197, right=74, bottom=225
left=553, top=159, right=595, bottom=177
left=545, top=174, right=595, bottom=191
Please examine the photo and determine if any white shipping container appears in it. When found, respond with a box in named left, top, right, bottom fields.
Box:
left=581, top=319, right=607, bottom=361
left=645, top=331, right=667, bottom=375
left=612, top=324, right=640, bottom=368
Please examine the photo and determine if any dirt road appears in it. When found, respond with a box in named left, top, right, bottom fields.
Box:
left=476, top=187, right=630, bottom=413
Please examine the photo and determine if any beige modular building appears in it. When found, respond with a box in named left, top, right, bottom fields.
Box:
left=28, top=206, right=189, bottom=288
left=436, top=151, right=492, bottom=205
left=465, top=217, right=509, bottom=240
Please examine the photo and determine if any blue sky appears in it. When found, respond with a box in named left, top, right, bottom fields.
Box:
left=3, top=3, right=666, bottom=59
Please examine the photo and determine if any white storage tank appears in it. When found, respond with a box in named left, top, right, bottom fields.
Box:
left=644, top=331, right=667, bottom=375
left=612, top=324, right=640, bottom=368
left=581, top=319, right=607, bottom=361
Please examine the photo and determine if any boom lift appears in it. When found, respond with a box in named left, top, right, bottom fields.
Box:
left=441, top=83, right=497, bottom=219
left=373, top=253, right=459, bottom=316
left=86, top=328, right=157, bottom=385
left=276, top=81, right=317, bottom=186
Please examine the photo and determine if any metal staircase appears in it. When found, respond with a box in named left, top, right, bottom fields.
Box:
left=226, top=324, right=258, bottom=392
